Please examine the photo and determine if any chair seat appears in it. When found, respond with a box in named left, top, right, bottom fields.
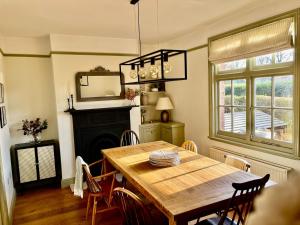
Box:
left=196, top=217, right=235, bottom=225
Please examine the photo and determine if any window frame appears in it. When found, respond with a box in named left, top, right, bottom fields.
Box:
left=208, top=9, right=300, bottom=159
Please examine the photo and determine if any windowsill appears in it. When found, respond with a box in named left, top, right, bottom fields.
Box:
left=208, top=135, right=300, bottom=160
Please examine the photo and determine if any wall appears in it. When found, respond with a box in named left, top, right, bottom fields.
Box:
left=5, top=57, right=58, bottom=144
left=49, top=35, right=140, bottom=180
left=51, top=53, right=140, bottom=179
left=166, top=0, right=300, bottom=172
left=0, top=51, right=14, bottom=224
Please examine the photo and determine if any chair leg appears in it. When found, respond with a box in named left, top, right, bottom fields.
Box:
left=92, top=197, right=97, bottom=225
left=85, top=194, right=91, bottom=220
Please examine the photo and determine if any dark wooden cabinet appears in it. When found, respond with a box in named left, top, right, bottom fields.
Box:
left=11, top=140, right=61, bottom=193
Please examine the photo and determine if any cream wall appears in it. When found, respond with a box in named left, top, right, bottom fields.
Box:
left=51, top=54, right=140, bottom=179
left=166, top=1, right=300, bottom=172
left=5, top=57, right=58, bottom=144
left=0, top=52, right=14, bottom=222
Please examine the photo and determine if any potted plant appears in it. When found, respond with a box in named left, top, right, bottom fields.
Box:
left=20, top=118, right=48, bottom=143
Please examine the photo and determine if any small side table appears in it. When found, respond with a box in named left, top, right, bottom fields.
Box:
left=10, top=139, right=62, bottom=193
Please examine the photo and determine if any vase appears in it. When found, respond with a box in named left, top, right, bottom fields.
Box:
left=32, top=133, right=41, bottom=143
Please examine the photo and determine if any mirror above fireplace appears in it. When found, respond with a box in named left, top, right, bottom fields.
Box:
left=75, top=66, right=125, bottom=102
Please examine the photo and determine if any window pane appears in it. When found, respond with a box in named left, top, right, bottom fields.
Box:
left=219, top=80, right=231, bottom=105
left=233, top=107, right=246, bottom=134
left=274, top=75, right=293, bottom=108
left=219, top=107, right=232, bottom=132
left=275, top=49, right=294, bottom=64
left=217, top=59, right=246, bottom=72
left=233, top=79, right=246, bottom=106
left=255, top=53, right=272, bottom=66
left=254, top=77, right=272, bottom=107
left=254, top=109, right=271, bottom=139
left=273, top=109, right=293, bottom=143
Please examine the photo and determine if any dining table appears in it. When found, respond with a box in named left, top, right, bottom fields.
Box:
left=102, top=141, right=272, bottom=225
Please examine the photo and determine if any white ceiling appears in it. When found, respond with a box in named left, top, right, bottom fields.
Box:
left=0, top=0, right=264, bottom=43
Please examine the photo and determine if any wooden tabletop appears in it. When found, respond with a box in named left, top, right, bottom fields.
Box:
left=102, top=141, right=266, bottom=225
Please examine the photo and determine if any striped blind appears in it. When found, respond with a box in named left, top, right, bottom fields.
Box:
left=209, top=17, right=294, bottom=64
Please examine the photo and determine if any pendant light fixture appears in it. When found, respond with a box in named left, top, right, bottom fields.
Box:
left=120, top=0, right=187, bottom=85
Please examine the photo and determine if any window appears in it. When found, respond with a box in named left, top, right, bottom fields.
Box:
left=209, top=13, right=299, bottom=158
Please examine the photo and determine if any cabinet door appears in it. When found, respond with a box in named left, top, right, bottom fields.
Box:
left=37, top=145, right=56, bottom=180
left=161, top=127, right=173, bottom=144
left=140, top=124, right=160, bottom=143
left=17, top=148, right=37, bottom=183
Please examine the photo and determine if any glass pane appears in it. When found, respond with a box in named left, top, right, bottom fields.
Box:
left=254, top=109, right=271, bottom=139
left=275, top=49, right=294, bottom=64
left=255, top=53, right=272, bottom=66
left=233, top=79, right=246, bottom=106
left=274, top=75, right=293, bottom=108
left=219, top=80, right=231, bottom=106
left=219, top=107, right=232, bottom=132
left=273, top=109, right=293, bottom=143
left=254, top=77, right=272, bottom=107
left=217, top=59, right=246, bottom=72
left=233, top=107, right=246, bottom=134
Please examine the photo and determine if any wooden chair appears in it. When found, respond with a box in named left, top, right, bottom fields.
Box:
left=113, top=187, right=167, bottom=225
left=224, top=155, right=251, bottom=172
left=118, top=130, right=140, bottom=185
left=195, top=174, right=270, bottom=225
left=181, top=140, right=198, bottom=153
left=83, top=159, right=117, bottom=225
left=120, top=130, right=140, bottom=146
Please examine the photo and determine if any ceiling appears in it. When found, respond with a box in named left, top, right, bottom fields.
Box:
left=0, top=0, right=265, bottom=43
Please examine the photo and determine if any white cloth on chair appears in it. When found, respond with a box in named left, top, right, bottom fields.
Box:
left=74, top=156, right=88, bottom=198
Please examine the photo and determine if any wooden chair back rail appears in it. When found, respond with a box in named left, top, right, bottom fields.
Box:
left=181, top=140, right=198, bottom=153
left=120, top=130, right=140, bottom=146
left=224, top=155, right=251, bottom=172
left=218, top=174, right=270, bottom=225
left=113, top=187, right=153, bottom=225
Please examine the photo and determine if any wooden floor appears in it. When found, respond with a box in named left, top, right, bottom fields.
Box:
left=13, top=187, right=122, bottom=225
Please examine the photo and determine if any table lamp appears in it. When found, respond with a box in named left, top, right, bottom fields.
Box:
left=155, top=97, right=174, bottom=122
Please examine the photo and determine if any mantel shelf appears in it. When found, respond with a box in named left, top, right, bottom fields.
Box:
left=64, top=105, right=139, bottom=114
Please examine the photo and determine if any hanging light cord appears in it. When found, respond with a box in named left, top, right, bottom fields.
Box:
left=137, top=2, right=142, bottom=57
left=156, top=0, right=160, bottom=49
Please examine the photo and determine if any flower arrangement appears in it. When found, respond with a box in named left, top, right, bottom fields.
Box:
left=125, top=88, right=140, bottom=100
left=21, top=118, right=48, bottom=142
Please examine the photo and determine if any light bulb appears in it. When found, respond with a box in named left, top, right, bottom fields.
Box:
left=163, top=53, right=172, bottom=74
left=129, top=64, right=137, bottom=79
left=149, top=58, right=159, bottom=78
left=149, top=65, right=159, bottom=78
left=130, top=70, right=138, bottom=79
left=138, top=60, right=147, bottom=79
left=163, top=62, right=172, bottom=74
left=138, top=68, right=147, bottom=78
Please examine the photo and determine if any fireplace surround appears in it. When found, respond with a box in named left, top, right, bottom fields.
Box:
left=69, top=106, right=132, bottom=166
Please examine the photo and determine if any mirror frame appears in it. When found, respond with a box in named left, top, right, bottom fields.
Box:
left=75, top=66, right=125, bottom=102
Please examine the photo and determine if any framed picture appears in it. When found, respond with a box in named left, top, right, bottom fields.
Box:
left=0, top=106, right=6, bottom=128
left=0, top=83, right=4, bottom=103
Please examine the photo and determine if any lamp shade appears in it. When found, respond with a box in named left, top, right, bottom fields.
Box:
left=155, top=97, right=174, bottom=110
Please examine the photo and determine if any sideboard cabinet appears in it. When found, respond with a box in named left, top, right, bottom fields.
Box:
left=11, top=140, right=61, bottom=193
left=139, top=121, right=185, bottom=146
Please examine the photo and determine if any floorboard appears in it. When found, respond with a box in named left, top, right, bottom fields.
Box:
left=13, top=187, right=122, bottom=225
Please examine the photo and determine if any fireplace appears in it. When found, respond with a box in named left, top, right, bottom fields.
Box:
left=69, top=106, right=132, bottom=166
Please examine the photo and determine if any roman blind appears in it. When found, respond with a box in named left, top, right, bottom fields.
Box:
left=209, top=17, right=294, bottom=64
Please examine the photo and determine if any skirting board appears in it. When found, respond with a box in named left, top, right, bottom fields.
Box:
left=61, top=177, right=75, bottom=188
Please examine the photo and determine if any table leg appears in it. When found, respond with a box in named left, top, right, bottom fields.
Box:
left=169, top=217, right=188, bottom=225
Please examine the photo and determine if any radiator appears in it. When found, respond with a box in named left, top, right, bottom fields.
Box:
left=209, top=147, right=292, bottom=183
